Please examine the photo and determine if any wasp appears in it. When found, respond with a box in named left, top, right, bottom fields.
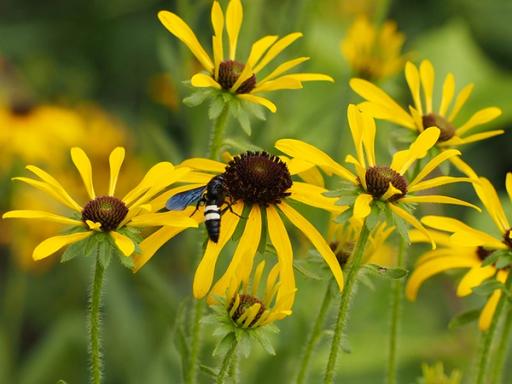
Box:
left=165, top=175, right=238, bottom=243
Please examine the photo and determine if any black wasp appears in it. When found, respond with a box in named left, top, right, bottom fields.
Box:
left=165, top=175, right=238, bottom=243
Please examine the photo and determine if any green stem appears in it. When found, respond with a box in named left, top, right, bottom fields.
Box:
left=491, top=308, right=512, bottom=384
left=185, top=299, right=203, bottom=384
left=296, top=281, right=333, bottom=384
left=208, top=103, right=230, bottom=160
left=229, top=348, right=240, bottom=384
left=386, top=238, right=407, bottom=384
left=89, top=258, right=105, bottom=384
left=324, top=223, right=370, bottom=384
left=474, top=274, right=512, bottom=384
left=216, top=339, right=238, bottom=384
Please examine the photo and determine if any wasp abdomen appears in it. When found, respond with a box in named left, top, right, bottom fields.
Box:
left=204, top=204, right=221, bottom=243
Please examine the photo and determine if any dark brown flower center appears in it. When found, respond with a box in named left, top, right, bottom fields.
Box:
left=10, top=100, right=34, bottom=116
left=223, top=151, right=292, bottom=206
left=82, top=196, right=128, bottom=231
left=229, top=294, right=266, bottom=327
left=217, top=60, right=256, bottom=94
left=504, top=229, right=512, bottom=249
left=330, top=241, right=354, bottom=268
left=422, top=113, right=456, bottom=142
left=476, top=246, right=493, bottom=261
left=365, top=166, right=407, bottom=201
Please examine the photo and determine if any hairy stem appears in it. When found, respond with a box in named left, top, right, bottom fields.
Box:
left=386, top=237, right=407, bottom=384
left=491, top=308, right=512, bottom=383
left=474, top=274, right=512, bottom=384
left=296, top=281, right=333, bottom=384
left=208, top=104, right=231, bottom=160
left=185, top=299, right=203, bottom=384
left=324, top=223, right=370, bottom=384
left=89, top=258, right=105, bottom=384
left=216, top=339, right=238, bottom=384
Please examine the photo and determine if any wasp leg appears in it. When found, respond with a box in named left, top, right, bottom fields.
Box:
left=221, top=201, right=245, bottom=219
left=189, top=197, right=206, bottom=217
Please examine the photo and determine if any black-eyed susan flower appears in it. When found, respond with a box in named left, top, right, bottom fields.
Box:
left=341, top=16, right=408, bottom=81
left=276, top=105, right=478, bottom=247
left=2, top=147, right=198, bottom=265
left=158, top=0, right=333, bottom=115
left=406, top=174, right=512, bottom=330
left=350, top=60, right=502, bottom=176
left=135, top=148, right=346, bottom=304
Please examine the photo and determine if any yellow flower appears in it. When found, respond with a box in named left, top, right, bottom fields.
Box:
left=276, top=104, right=479, bottom=247
left=406, top=174, right=512, bottom=330
left=2, top=147, right=198, bottom=261
left=350, top=60, right=502, bottom=175
left=210, top=259, right=294, bottom=328
left=158, top=0, right=333, bottom=113
left=341, top=16, right=408, bottom=81
left=134, top=149, right=346, bottom=307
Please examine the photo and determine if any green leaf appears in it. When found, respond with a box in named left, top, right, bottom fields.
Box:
left=293, top=260, right=323, bottom=281
left=481, top=249, right=504, bottom=267
left=183, top=90, right=212, bottom=107
left=209, top=95, right=226, bottom=120
left=335, top=194, right=357, bottom=206
left=334, top=208, right=353, bottom=224
left=448, top=309, right=480, bottom=329
left=363, top=264, right=408, bottom=279
left=199, top=365, right=219, bottom=378
left=235, top=108, right=251, bottom=136
left=472, top=279, right=505, bottom=296
left=387, top=206, right=410, bottom=244
left=60, top=231, right=96, bottom=263
left=97, top=235, right=113, bottom=269
left=251, top=329, right=276, bottom=355
left=56, top=380, right=69, bottom=384
left=322, top=190, right=344, bottom=198
left=212, top=333, right=236, bottom=357
left=496, top=253, right=512, bottom=269
left=237, top=332, right=252, bottom=358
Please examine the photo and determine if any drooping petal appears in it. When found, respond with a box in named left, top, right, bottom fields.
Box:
left=108, top=147, right=125, bottom=196
left=448, top=83, right=473, bottom=122
left=399, top=195, right=480, bottom=211
left=456, top=107, right=502, bottom=136
left=390, top=127, right=440, bottom=174
left=193, top=203, right=243, bottom=298
left=438, top=73, right=455, bottom=116
left=71, top=147, right=96, bottom=199
left=409, top=228, right=452, bottom=247
left=405, top=256, right=478, bottom=300
left=25, top=165, right=82, bottom=212
left=191, top=73, right=222, bottom=89
left=237, top=94, right=277, bottom=112
left=226, top=0, right=243, bottom=60
left=389, top=204, right=435, bottom=248
left=3, top=210, right=83, bottom=226
left=288, top=182, right=346, bottom=213
left=275, top=139, right=357, bottom=183
left=419, top=60, right=434, bottom=113
left=158, top=10, right=214, bottom=72
left=110, top=231, right=135, bottom=256
left=479, top=288, right=501, bottom=331
left=456, top=266, right=496, bottom=297
left=449, top=156, right=478, bottom=178
left=405, top=61, right=423, bottom=116
left=33, top=231, right=93, bottom=260
left=409, top=149, right=461, bottom=187
left=253, top=32, right=303, bottom=74
left=278, top=202, right=344, bottom=291
left=258, top=57, right=310, bottom=84
left=353, top=193, right=373, bottom=219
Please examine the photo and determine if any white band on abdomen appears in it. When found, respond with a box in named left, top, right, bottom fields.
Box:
left=205, top=205, right=219, bottom=212
left=205, top=212, right=220, bottom=221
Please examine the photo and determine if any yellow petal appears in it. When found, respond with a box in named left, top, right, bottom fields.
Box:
left=2, top=210, right=83, bottom=226
left=405, top=61, right=423, bottom=116
left=237, top=94, right=276, bottom=112
left=252, top=77, right=302, bottom=93
left=349, top=78, right=415, bottom=129
left=409, top=228, right=452, bottom=247
left=456, top=107, right=502, bottom=136
left=400, top=195, right=480, bottom=211
left=245, top=35, right=278, bottom=68
left=282, top=73, right=334, bottom=82
left=288, top=182, right=346, bottom=213
left=381, top=182, right=403, bottom=201
left=180, top=158, right=225, bottom=173
left=231, top=61, right=255, bottom=91
left=258, top=57, right=310, bottom=84
left=71, top=147, right=95, bottom=199
left=405, top=256, right=478, bottom=300
left=419, top=60, right=434, bottom=113
left=408, top=176, right=474, bottom=193
left=353, top=193, right=373, bottom=219
left=210, top=205, right=261, bottom=301
left=448, top=83, right=473, bottom=122
left=13, top=177, right=82, bottom=212
left=474, top=177, right=510, bottom=233
left=449, top=130, right=504, bottom=146
left=266, top=205, right=296, bottom=311
left=122, top=162, right=175, bottom=205
left=409, top=149, right=461, bottom=187
left=226, top=0, right=243, bottom=60
left=191, top=73, right=221, bottom=89
left=33, top=231, right=93, bottom=260
left=389, top=204, right=435, bottom=249
left=211, top=1, right=224, bottom=77
left=279, top=202, right=344, bottom=291
left=158, top=10, right=213, bottom=72
left=479, top=287, right=502, bottom=331
left=108, top=147, right=125, bottom=196
left=86, top=220, right=102, bottom=231
left=449, top=156, right=478, bottom=178
left=506, top=173, right=512, bottom=207
left=128, top=211, right=199, bottom=228
left=297, top=163, right=324, bottom=186
left=439, top=73, right=455, bottom=116
left=457, top=266, right=496, bottom=297
left=275, top=139, right=357, bottom=183
left=25, top=165, right=82, bottom=212
left=390, top=127, right=440, bottom=174
left=253, top=32, right=303, bottom=73
left=193, top=202, right=243, bottom=298
left=110, top=231, right=135, bottom=256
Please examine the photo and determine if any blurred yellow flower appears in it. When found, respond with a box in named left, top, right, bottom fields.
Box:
left=135, top=148, right=346, bottom=306
left=407, top=174, right=512, bottom=330
left=419, top=362, right=462, bottom=384
left=341, top=16, right=408, bottom=81
left=350, top=60, right=502, bottom=176
left=158, top=0, right=333, bottom=113
left=3, top=147, right=197, bottom=262
left=276, top=105, right=478, bottom=247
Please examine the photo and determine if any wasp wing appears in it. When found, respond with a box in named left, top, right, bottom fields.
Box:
left=165, top=186, right=207, bottom=211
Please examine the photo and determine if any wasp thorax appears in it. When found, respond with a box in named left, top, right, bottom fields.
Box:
left=365, top=166, right=407, bottom=201
left=224, top=151, right=292, bottom=206
left=82, top=196, right=128, bottom=231
left=330, top=241, right=354, bottom=268
left=218, top=60, right=256, bottom=94
left=229, top=294, right=266, bottom=327
left=422, top=113, right=456, bottom=142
